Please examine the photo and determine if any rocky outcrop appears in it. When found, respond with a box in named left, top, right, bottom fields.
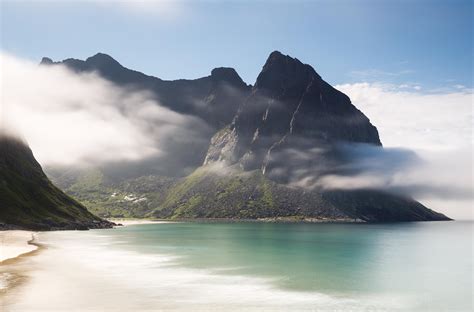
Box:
left=0, top=134, right=115, bottom=230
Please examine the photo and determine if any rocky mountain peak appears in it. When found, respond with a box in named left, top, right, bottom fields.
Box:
left=85, top=53, right=122, bottom=69
left=40, top=57, right=53, bottom=65
left=255, top=51, right=320, bottom=92
left=211, top=67, right=247, bottom=88
left=205, top=51, right=381, bottom=174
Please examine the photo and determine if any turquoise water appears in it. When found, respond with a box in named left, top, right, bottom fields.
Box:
left=5, top=221, right=473, bottom=311
left=113, top=222, right=473, bottom=308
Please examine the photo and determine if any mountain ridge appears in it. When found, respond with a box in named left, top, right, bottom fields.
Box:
left=40, top=51, right=450, bottom=222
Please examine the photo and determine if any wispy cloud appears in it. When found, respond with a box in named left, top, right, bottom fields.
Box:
left=0, top=52, right=211, bottom=171
left=333, top=83, right=473, bottom=219
left=265, top=82, right=473, bottom=219
left=348, top=68, right=415, bottom=81
left=3, top=0, right=185, bottom=18
left=336, top=82, right=473, bottom=151
left=97, top=0, right=185, bottom=18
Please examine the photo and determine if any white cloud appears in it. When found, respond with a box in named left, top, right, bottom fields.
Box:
left=348, top=68, right=415, bottom=81
left=0, top=52, right=209, bottom=167
left=336, top=82, right=473, bottom=151
left=330, top=83, right=474, bottom=219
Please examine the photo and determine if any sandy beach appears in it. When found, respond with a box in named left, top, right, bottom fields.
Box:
left=0, top=231, right=38, bottom=264
left=0, top=230, right=40, bottom=301
left=110, top=219, right=176, bottom=226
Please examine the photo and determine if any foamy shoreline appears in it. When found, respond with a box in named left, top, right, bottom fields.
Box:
left=0, top=231, right=38, bottom=263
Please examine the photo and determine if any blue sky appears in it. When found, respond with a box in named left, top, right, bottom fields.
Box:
left=1, top=0, right=472, bottom=89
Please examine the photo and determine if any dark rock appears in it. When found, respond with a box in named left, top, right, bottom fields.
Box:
left=40, top=57, right=53, bottom=65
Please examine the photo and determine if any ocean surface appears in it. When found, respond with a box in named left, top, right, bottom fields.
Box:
left=2, top=221, right=473, bottom=311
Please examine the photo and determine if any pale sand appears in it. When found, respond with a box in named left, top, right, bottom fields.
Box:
left=109, top=219, right=177, bottom=226
left=0, top=231, right=37, bottom=263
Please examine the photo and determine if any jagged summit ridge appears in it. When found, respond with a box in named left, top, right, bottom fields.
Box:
left=255, top=51, right=320, bottom=91
left=211, top=67, right=247, bottom=87
left=40, top=52, right=249, bottom=131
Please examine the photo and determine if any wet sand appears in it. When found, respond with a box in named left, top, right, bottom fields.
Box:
left=0, top=231, right=43, bottom=306
left=0, top=231, right=38, bottom=264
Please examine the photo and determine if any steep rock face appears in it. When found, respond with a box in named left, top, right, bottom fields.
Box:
left=0, top=134, right=114, bottom=230
left=204, top=51, right=380, bottom=177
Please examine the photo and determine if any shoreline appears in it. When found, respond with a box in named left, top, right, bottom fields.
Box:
left=108, top=217, right=365, bottom=225
left=108, top=218, right=178, bottom=227
left=0, top=231, right=44, bottom=298
left=108, top=216, right=456, bottom=225
left=0, top=231, right=41, bottom=264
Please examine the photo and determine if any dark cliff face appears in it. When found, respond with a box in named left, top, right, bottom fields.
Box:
left=0, top=134, right=113, bottom=230
left=204, top=51, right=381, bottom=178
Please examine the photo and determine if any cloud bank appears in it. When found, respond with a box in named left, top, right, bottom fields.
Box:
left=265, top=82, right=472, bottom=219
left=332, top=83, right=473, bottom=219
left=336, top=82, right=472, bottom=151
left=0, top=52, right=211, bottom=171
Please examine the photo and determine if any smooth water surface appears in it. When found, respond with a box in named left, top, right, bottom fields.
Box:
left=3, top=221, right=472, bottom=311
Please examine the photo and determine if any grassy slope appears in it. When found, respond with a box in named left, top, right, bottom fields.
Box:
left=153, top=166, right=351, bottom=220
left=48, top=168, right=175, bottom=218
left=50, top=166, right=450, bottom=222
left=0, top=136, right=110, bottom=230
left=154, top=166, right=450, bottom=221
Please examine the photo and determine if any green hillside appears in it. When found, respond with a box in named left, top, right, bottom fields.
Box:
left=0, top=134, right=113, bottom=230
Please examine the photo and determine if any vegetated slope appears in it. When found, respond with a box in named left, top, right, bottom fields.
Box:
left=47, top=167, right=175, bottom=218
left=150, top=165, right=449, bottom=222
left=0, top=134, right=114, bottom=230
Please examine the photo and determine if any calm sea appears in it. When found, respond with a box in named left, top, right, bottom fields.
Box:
left=4, top=221, right=473, bottom=311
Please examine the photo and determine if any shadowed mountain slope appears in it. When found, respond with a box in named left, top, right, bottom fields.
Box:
left=0, top=134, right=114, bottom=230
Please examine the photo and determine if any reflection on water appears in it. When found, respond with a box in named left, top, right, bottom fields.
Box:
left=1, top=221, right=472, bottom=311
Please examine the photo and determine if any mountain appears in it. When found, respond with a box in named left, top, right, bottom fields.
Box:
left=0, top=134, right=114, bottom=230
left=148, top=52, right=448, bottom=222
left=204, top=51, right=381, bottom=178
left=41, top=53, right=250, bottom=130
left=41, top=53, right=250, bottom=177
left=42, top=51, right=450, bottom=222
